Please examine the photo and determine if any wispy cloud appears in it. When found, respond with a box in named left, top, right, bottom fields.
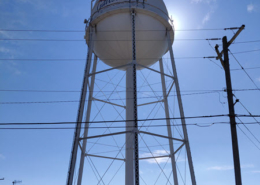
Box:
left=252, top=171, right=260, bottom=173
left=241, top=164, right=254, bottom=168
left=17, top=0, right=57, bottom=14
left=191, top=0, right=216, bottom=4
left=0, top=154, right=6, bottom=160
left=140, top=150, right=170, bottom=164
left=0, top=47, right=11, bottom=54
left=207, top=164, right=254, bottom=171
left=247, top=4, right=255, bottom=12
left=192, top=0, right=218, bottom=26
left=207, top=165, right=233, bottom=171
left=202, top=11, right=213, bottom=24
left=257, top=77, right=260, bottom=82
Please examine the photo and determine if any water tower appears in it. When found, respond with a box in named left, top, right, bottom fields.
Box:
left=67, top=0, right=196, bottom=184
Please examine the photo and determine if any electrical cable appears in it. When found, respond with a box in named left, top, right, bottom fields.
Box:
left=1, top=119, right=260, bottom=127
left=233, top=94, right=260, bottom=125
left=232, top=40, right=260, bottom=44
left=237, top=117, right=260, bottom=145
left=232, top=49, right=260, bottom=54
left=237, top=125, right=260, bottom=151
left=231, top=66, right=260, bottom=71
left=0, top=89, right=258, bottom=104
left=0, top=28, right=227, bottom=32
left=0, top=88, right=257, bottom=93
left=0, top=38, right=213, bottom=41
left=229, top=50, right=260, bottom=92
left=0, top=57, right=207, bottom=61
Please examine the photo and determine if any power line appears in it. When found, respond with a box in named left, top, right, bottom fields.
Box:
left=233, top=94, right=260, bottom=125
left=0, top=114, right=230, bottom=125
left=232, top=49, right=260, bottom=54
left=0, top=49, right=258, bottom=63
left=232, top=40, right=260, bottom=44
left=0, top=28, right=227, bottom=33
left=237, top=118, right=260, bottom=145
left=0, top=38, right=214, bottom=42
left=229, top=50, right=260, bottom=92
left=0, top=114, right=259, bottom=126
left=237, top=124, right=260, bottom=151
left=1, top=122, right=260, bottom=130
left=0, top=92, right=249, bottom=104
left=0, top=88, right=258, bottom=93
left=0, top=57, right=206, bottom=61
left=0, top=89, right=258, bottom=104
left=231, top=66, right=260, bottom=71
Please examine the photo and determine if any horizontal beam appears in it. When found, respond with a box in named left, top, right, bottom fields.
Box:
left=137, top=100, right=163, bottom=107
left=137, top=64, right=174, bottom=79
left=92, top=97, right=126, bottom=108
left=89, top=63, right=130, bottom=76
left=80, top=131, right=130, bottom=140
left=139, top=131, right=185, bottom=142
left=139, top=154, right=170, bottom=160
left=86, top=153, right=125, bottom=161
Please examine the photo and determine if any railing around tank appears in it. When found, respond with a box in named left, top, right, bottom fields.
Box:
left=90, top=1, right=173, bottom=26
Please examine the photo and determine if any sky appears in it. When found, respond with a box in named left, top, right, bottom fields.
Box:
left=0, top=0, right=260, bottom=185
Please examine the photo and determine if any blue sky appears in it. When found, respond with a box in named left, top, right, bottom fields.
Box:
left=0, top=0, right=260, bottom=185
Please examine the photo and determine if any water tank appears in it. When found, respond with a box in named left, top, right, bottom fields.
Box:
left=85, top=0, right=174, bottom=70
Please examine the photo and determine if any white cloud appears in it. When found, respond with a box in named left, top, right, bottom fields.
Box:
left=247, top=4, right=254, bottom=12
left=0, top=47, right=11, bottom=53
left=257, top=77, right=260, bottom=82
left=4, top=61, right=23, bottom=75
left=0, top=30, right=13, bottom=39
left=191, top=0, right=216, bottom=4
left=140, top=150, right=170, bottom=164
left=207, top=164, right=254, bottom=171
left=17, top=0, right=57, bottom=14
left=252, top=171, right=260, bottom=173
left=0, top=154, right=6, bottom=160
left=207, top=165, right=233, bottom=171
left=193, top=0, right=218, bottom=25
left=241, top=164, right=254, bottom=168
left=202, top=11, right=213, bottom=24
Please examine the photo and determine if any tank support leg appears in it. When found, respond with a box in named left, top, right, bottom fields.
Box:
left=125, top=9, right=140, bottom=185
left=67, top=25, right=95, bottom=185
left=159, top=58, right=179, bottom=185
left=77, top=55, right=98, bottom=185
left=167, top=30, right=197, bottom=185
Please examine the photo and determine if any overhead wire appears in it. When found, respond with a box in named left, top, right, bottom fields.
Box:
left=0, top=89, right=258, bottom=104
left=0, top=38, right=214, bottom=41
left=237, top=124, right=260, bottom=151
left=233, top=94, right=260, bottom=125
left=1, top=115, right=260, bottom=126
left=229, top=50, right=260, bottom=92
left=0, top=28, right=229, bottom=32
left=2, top=122, right=260, bottom=130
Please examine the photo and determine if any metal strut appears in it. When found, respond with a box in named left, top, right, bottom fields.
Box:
left=132, top=9, right=140, bottom=185
left=167, top=30, right=197, bottom=185
left=67, top=25, right=95, bottom=185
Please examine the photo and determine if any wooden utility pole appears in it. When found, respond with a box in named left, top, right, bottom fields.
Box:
left=215, top=25, right=245, bottom=185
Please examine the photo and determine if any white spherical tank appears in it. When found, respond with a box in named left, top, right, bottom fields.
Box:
left=85, top=0, right=174, bottom=70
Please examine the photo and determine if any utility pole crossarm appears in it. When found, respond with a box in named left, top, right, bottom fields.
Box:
left=216, top=25, right=245, bottom=60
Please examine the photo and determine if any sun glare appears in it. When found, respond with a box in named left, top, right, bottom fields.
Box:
left=173, top=18, right=179, bottom=31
